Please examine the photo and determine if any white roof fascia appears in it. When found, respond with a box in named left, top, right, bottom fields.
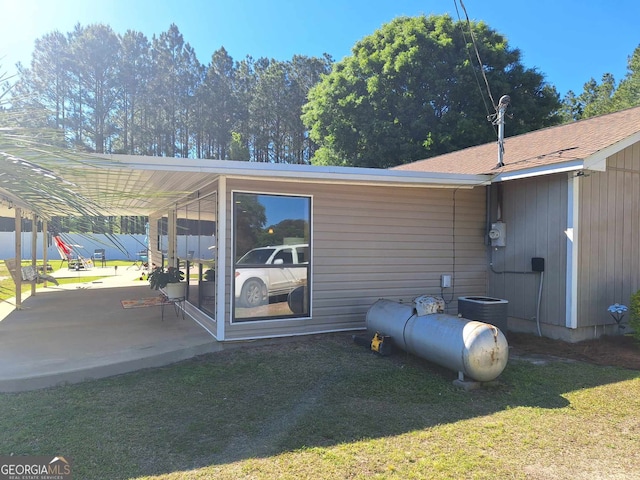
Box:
left=95, top=154, right=491, bottom=188
left=491, top=159, right=585, bottom=182
left=223, top=173, right=488, bottom=189
left=583, top=130, right=640, bottom=171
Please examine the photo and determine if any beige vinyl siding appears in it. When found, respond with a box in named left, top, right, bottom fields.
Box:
left=578, top=142, right=640, bottom=328
left=224, top=179, right=486, bottom=341
left=488, top=174, right=568, bottom=328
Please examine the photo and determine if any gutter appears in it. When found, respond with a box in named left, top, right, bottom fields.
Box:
left=92, top=154, right=492, bottom=188
left=490, top=160, right=586, bottom=182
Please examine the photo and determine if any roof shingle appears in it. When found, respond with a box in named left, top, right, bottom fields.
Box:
left=393, top=105, right=640, bottom=175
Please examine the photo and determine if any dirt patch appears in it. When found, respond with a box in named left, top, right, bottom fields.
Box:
left=507, top=332, right=640, bottom=370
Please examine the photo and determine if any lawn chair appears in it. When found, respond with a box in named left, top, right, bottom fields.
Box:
left=53, top=236, right=93, bottom=270
left=2, top=260, right=59, bottom=286
left=53, top=235, right=73, bottom=269
left=20, top=265, right=59, bottom=286
left=128, top=250, right=148, bottom=270
left=93, top=248, right=106, bottom=267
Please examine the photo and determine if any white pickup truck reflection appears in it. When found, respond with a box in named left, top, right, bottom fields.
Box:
left=234, top=244, right=308, bottom=308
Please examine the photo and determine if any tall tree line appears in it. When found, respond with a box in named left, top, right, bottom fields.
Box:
left=560, top=44, right=640, bottom=121
left=8, top=20, right=640, bottom=167
left=11, top=23, right=332, bottom=162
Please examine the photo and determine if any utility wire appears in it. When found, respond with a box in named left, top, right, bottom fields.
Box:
left=454, top=0, right=499, bottom=128
left=458, top=0, right=497, bottom=109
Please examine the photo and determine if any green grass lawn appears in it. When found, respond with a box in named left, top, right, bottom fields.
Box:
left=0, top=334, right=638, bottom=479
left=0, top=260, right=135, bottom=302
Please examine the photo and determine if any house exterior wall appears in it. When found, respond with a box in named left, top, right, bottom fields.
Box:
left=488, top=174, right=569, bottom=337
left=223, top=178, right=487, bottom=341
left=578, top=142, right=640, bottom=336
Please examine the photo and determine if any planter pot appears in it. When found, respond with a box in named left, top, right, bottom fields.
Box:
left=162, top=282, right=186, bottom=300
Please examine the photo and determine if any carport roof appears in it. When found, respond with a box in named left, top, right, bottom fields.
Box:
left=0, top=150, right=490, bottom=220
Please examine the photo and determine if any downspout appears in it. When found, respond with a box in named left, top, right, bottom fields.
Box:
left=485, top=185, right=493, bottom=243
left=495, top=183, right=503, bottom=222
left=485, top=186, right=492, bottom=295
left=565, top=173, right=579, bottom=329
left=535, top=270, right=544, bottom=337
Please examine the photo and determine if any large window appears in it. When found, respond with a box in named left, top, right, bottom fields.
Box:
left=233, top=192, right=311, bottom=321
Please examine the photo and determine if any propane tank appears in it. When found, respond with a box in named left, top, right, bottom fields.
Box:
left=365, top=298, right=509, bottom=382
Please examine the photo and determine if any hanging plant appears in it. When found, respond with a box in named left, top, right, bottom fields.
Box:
left=148, top=266, right=184, bottom=290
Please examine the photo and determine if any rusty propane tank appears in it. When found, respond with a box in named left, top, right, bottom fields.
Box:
left=365, top=298, right=509, bottom=382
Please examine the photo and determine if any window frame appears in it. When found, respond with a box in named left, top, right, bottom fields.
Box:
left=231, top=190, right=312, bottom=323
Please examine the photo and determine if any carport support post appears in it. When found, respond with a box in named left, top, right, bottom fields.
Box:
left=14, top=207, right=22, bottom=310
left=168, top=208, right=177, bottom=268
left=42, top=220, right=48, bottom=287
left=31, top=214, right=37, bottom=296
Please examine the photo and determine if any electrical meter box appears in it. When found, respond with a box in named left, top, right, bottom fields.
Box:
left=489, top=222, right=506, bottom=247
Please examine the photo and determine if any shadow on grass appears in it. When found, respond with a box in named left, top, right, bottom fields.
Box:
left=0, top=333, right=637, bottom=479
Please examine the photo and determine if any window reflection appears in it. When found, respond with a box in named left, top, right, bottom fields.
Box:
left=157, top=217, right=168, bottom=263
left=233, top=192, right=311, bottom=321
left=172, top=193, right=217, bottom=317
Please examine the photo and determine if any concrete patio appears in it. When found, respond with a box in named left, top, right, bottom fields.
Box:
left=0, top=268, right=222, bottom=393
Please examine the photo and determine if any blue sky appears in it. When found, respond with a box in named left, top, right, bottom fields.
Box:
left=1, top=0, right=639, bottom=97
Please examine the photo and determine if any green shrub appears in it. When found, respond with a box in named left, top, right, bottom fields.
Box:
left=629, top=290, right=640, bottom=340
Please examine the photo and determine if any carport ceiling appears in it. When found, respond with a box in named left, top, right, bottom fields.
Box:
left=0, top=148, right=218, bottom=219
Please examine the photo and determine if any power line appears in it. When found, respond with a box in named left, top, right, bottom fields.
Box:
left=453, top=0, right=498, bottom=124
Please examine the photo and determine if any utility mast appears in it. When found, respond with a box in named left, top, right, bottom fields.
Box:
left=495, top=94, right=510, bottom=168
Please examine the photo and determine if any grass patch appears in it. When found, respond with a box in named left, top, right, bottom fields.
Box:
left=1, top=334, right=638, bottom=479
left=0, top=260, right=133, bottom=302
left=0, top=277, right=104, bottom=302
